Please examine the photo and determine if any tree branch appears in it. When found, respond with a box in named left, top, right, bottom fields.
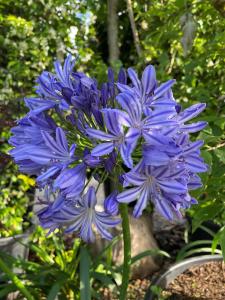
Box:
left=126, top=0, right=142, bottom=57
left=107, top=0, right=119, bottom=65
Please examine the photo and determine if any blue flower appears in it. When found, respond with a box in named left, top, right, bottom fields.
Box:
left=25, top=98, right=56, bottom=115
left=9, top=114, right=56, bottom=147
left=143, top=132, right=207, bottom=173
left=37, top=192, right=65, bottom=234
left=36, top=55, right=76, bottom=110
left=53, top=149, right=104, bottom=199
left=116, top=90, right=177, bottom=131
left=38, top=187, right=120, bottom=242
left=9, top=114, right=57, bottom=174
left=117, top=65, right=177, bottom=116
left=86, top=109, right=140, bottom=168
left=32, top=127, right=76, bottom=185
left=117, top=160, right=188, bottom=219
left=53, top=163, right=87, bottom=198
left=104, top=191, right=119, bottom=216
left=176, top=103, right=207, bottom=133
left=9, top=55, right=208, bottom=226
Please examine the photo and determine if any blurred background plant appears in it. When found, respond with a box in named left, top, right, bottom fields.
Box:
left=0, top=103, right=35, bottom=237
left=0, top=0, right=225, bottom=298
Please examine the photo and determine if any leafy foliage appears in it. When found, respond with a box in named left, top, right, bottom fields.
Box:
left=0, top=0, right=106, bottom=104
left=0, top=105, right=34, bottom=237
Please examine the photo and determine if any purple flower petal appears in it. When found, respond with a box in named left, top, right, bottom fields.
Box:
left=143, top=131, right=170, bottom=145
left=150, top=98, right=176, bottom=108
left=127, top=67, right=142, bottom=95
left=56, top=127, right=69, bottom=152
left=102, top=109, right=123, bottom=136
left=104, top=191, right=119, bottom=216
left=153, top=79, right=176, bottom=99
left=86, top=128, right=115, bottom=141
left=141, top=65, right=156, bottom=95
left=118, top=68, right=127, bottom=84
left=185, top=156, right=208, bottom=173
left=28, top=148, right=53, bottom=164
left=91, top=142, right=114, bottom=156
left=117, top=186, right=142, bottom=203
left=143, top=147, right=170, bottom=166
left=188, top=174, right=202, bottom=190
left=180, top=121, right=207, bottom=133
left=133, top=187, right=149, bottom=218
left=155, top=194, right=174, bottom=220
left=178, top=103, right=206, bottom=123
left=119, top=142, right=132, bottom=168
left=148, top=109, right=175, bottom=121
left=183, top=140, right=204, bottom=155
left=42, top=130, right=65, bottom=155
left=116, top=92, right=141, bottom=123
left=94, top=220, right=113, bottom=240
left=117, top=82, right=134, bottom=93
left=37, top=165, right=60, bottom=183
left=84, top=186, right=97, bottom=208
left=124, top=171, right=146, bottom=186
left=158, top=180, right=187, bottom=194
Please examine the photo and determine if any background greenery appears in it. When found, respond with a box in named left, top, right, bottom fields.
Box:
left=0, top=0, right=225, bottom=297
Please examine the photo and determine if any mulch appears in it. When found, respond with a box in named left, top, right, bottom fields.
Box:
left=162, top=260, right=225, bottom=300
left=99, top=278, right=151, bottom=300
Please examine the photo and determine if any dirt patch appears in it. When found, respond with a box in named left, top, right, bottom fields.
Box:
left=98, top=278, right=151, bottom=300
left=162, top=260, right=225, bottom=300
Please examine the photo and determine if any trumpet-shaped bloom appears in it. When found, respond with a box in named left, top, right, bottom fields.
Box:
left=38, top=187, right=120, bottom=242
left=9, top=114, right=57, bottom=174
left=117, top=161, right=189, bottom=219
left=87, top=109, right=140, bottom=168
left=117, top=65, right=177, bottom=116
left=104, top=191, right=119, bottom=216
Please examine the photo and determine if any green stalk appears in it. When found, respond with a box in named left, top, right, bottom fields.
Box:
left=119, top=203, right=131, bottom=300
left=0, top=257, right=34, bottom=300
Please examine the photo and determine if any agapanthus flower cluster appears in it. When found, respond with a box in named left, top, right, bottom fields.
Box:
left=9, top=55, right=208, bottom=242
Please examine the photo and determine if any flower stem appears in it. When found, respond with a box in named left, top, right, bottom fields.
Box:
left=119, top=203, right=131, bottom=300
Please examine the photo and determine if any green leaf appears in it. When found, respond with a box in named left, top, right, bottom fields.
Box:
left=219, top=227, right=225, bottom=261
left=179, top=247, right=221, bottom=259
left=176, top=240, right=213, bottom=262
left=0, top=285, right=16, bottom=298
left=30, top=244, right=54, bottom=264
left=47, top=277, right=67, bottom=300
left=91, top=271, right=115, bottom=286
left=199, top=224, right=215, bottom=237
left=80, top=246, right=91, bottom=300
left=201, top=150, right=212, bottom=169
left=96, top=261, right=122, bottom=286
left=93, top=235, right=121, bottom=269
left=191, top=201, right=223, bottom=232
left=116, top=249, right=170, bottom=273
left=214, top=148, right=225, bottom=164
left=130, top=249, right=170, bottom=265
left=212, top=227, right=225, bottom=254
left=0, top=257, right=34, bottom=300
